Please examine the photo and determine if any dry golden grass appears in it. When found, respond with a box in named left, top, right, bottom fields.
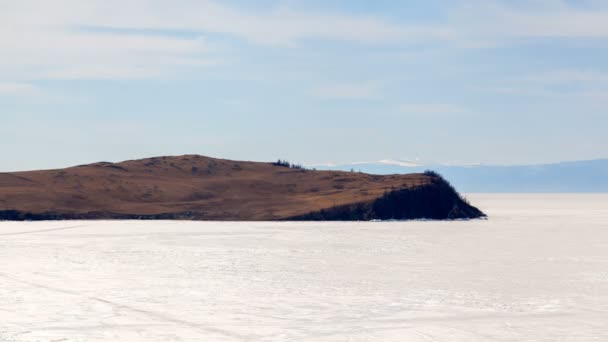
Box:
left=0, top=155, right=431, bottom=220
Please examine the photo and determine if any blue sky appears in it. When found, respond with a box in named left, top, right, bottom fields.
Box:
left=1, top=0, right=608, bottom=171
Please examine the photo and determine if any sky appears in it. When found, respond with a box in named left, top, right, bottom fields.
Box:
left=1, top=0, right=608, bottom=171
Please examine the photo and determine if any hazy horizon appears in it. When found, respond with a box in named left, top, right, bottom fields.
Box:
left=2, top=153, right=608, bottom=173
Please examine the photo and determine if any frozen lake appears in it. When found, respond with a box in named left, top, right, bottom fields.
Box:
left=1, top=194, right=607, bottom=341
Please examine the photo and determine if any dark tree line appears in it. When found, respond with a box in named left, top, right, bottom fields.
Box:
left=272, top=159, right=305, bottom=169
left=286, top=171, right=485, bottom=221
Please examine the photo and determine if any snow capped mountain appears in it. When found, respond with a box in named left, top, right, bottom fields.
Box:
left=311, top=159, right=608, bottom=193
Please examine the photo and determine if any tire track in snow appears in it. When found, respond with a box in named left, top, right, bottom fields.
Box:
left=0, top=225, right=88, bottom=236
left=0, top=272, right=248, bottom=340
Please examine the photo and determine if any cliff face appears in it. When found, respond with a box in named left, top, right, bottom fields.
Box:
left=288, top=175, right=485, bottom=220
left=0, top=155, right=485, bottom=221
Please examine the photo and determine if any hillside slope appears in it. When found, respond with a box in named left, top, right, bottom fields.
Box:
left=0, top=155, right=484, bottom=221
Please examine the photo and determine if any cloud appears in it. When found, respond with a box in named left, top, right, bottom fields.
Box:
left=398, top=104, right=469, bottom=116
left=450, top=0, right=608, bottom=41
left=0, top=0, right=453, bottom=83
left=67, top=1, right=451, bottom=46
left=4, top=0, right=608, bottom=84
left=486, top=69, right=608, bottom=99
left=0, top=82, right=39, bottom=96
left=313, top=82, right=382, bottom=100
left=519, top=70, right=608, bottom=84
left=0, top=1, right=222, bottom=81
left=0, top=25, right=216, bottom=80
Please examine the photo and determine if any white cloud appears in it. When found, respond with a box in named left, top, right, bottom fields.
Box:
left=487, top=69, right=608, bottom=99
left=520, top=70, right=608, bottom=84
left=398, top=104, right=468, bottom=115
left=3, top=0, right=608, bottom=84
left=66, top=1, right=450, bottom=46
left=0, top=82, right=39, bottom=96
left=313, top=82, right=382, bottom=100
left=0, top=0, right=452, bottom=82
left=0, top=24, right=215, bottom=80
left=450, top=1, right=608, bottom=41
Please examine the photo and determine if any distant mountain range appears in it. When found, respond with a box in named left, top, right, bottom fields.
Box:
left=312, top=159, right=608, bottom=193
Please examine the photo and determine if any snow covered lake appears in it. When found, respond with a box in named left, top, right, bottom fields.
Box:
left=1, top=194, right=607, bottom=341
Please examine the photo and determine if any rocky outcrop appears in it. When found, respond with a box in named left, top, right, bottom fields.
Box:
left=288, top=173, right=485, bottom=220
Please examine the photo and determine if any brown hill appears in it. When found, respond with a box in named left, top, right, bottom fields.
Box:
left=0, top=155, right=484, bottom=221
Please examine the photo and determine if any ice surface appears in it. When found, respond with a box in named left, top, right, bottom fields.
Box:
left=1, top=194, right=608, bottom=341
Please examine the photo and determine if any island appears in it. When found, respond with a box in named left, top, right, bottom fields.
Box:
left=0, top=155, right=485, bottom=221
